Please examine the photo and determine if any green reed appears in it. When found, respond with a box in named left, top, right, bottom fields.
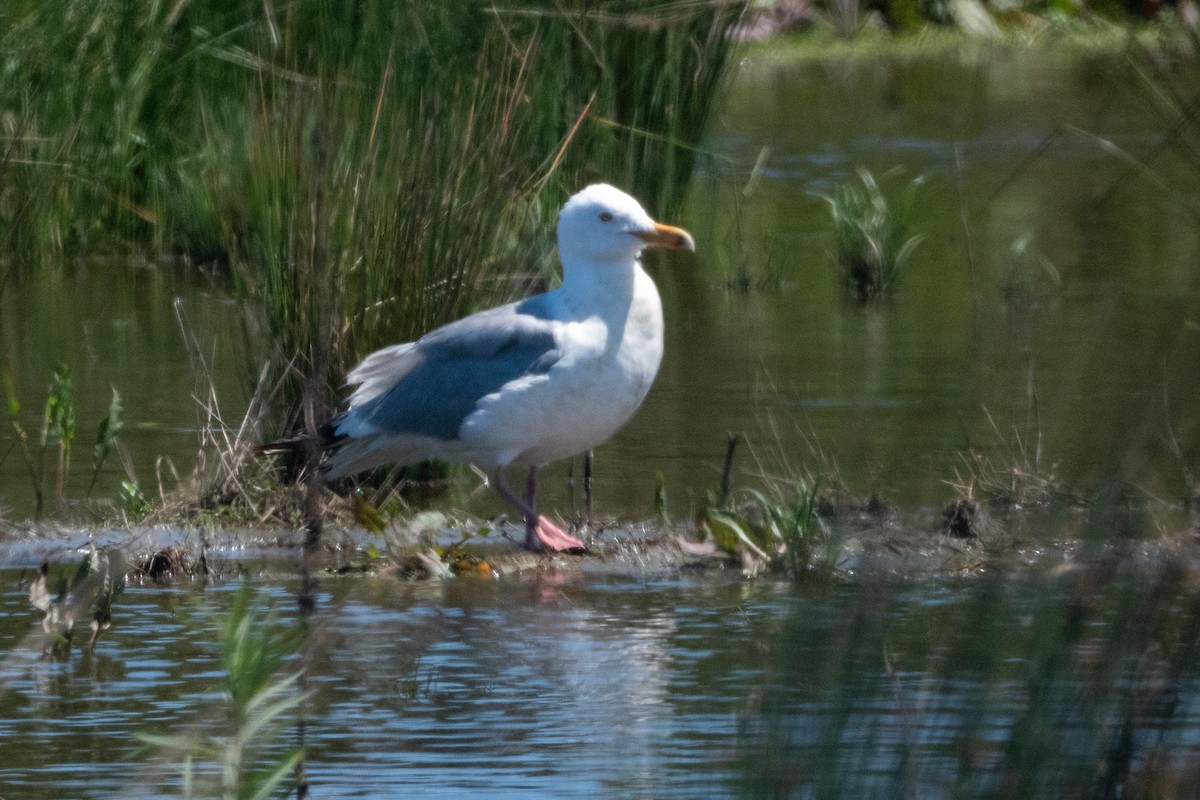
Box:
left=2, top=1, right=746, bottom=454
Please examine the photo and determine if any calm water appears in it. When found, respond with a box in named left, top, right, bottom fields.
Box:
left=2, top=49, right=1200, bottom=798
left=2, top=563, right=1198, bottom=798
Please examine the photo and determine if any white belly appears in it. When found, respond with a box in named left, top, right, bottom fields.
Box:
left=457, top=274, right=664, bottom=468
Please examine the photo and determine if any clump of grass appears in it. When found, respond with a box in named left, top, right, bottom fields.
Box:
left=949, top=404, right=1061, bottom=510
left=723, top=485, right=825, bottom=576
left=823, top=168, right=924, bottom=302
left=688, top=468, right=828, bottom=576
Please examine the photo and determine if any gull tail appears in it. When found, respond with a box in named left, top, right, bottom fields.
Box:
left=256, top=417, right=346, bottom=480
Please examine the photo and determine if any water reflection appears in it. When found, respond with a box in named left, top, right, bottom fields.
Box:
left=3, top=561, right=1197, bottom=798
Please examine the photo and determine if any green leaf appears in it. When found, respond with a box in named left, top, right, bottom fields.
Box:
left=703, top=509, right=769, bottom=561
left=40, top=366, right=76, bottom=449
left=93, top=387, right=123, bottom=471
left=245, top=749, right=304, bottom=800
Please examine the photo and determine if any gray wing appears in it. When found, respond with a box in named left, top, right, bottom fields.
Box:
left=341, top=297, right=561, bottom=441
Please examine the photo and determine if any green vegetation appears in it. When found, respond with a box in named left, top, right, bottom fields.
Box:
left=2, top=362, right=125, bottom=517
left=823, top=168, right=924, bottom=302
left=140, top=582, right=308, bottom=800
left=704, top=485, right=827, bottom=574
left=0, top=1, right=746, bottom=442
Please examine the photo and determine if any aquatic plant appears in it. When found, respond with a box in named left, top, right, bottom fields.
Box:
left=823, top=168, right=924, bottom=302
left=2, top=362, right=128, bottom=516
left=690, top=482, right=826, bottom=576
left=28, top=545, right=125, bottom=658
left=950, top=400, right=1061, bottom=510
left=140, top=582, right=308, bottom=800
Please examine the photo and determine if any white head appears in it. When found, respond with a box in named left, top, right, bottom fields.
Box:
left=556, top=184, right=695, bottom=266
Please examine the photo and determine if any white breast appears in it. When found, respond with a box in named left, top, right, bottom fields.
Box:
left=457, top=267, right=664, bottom=468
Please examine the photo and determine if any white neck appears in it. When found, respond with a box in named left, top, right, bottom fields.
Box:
left=557, top=253, right=642, bottom=316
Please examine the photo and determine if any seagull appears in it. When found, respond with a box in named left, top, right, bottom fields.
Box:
left=321, top=184, right=695, bottom=551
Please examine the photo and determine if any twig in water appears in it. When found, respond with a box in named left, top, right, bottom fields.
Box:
left=720, top=433, right=739, bottom=507
left=584, top=449, right=593, bottom=525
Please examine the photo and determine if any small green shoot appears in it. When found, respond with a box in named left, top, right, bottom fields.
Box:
left=39, top=366, right=76, bottom=509
left=120, top=480, right=151, bottom=518
left=87, top=387, right=123, bottom=499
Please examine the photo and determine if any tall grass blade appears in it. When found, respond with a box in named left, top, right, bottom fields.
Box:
left=87, top=387, right=123, bottom=499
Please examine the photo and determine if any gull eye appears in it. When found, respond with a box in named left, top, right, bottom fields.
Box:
left=598, top=212, right=614, bottom=223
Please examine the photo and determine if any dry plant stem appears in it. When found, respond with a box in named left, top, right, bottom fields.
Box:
left=721, top=432, right=739, bottom=506
left=584, top=449, right=593, bottom=525
left=302, top=124, right=330, bottom=549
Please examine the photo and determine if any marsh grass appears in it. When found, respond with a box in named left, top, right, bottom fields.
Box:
left=2, top=1, right=745, bottom=450
left=950, top=403, right=1062, bottom=510
left=715, top=485, right=825, bottom=575
left=690, top=428, right=831, bottom=576
left=823, top=168, right=924, bottom=302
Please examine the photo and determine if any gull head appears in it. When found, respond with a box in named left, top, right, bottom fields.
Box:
left=557, top=184, right=695, bottom=266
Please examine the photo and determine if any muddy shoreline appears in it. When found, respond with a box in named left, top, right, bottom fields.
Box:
left=4, top=500, right=1198, bottom=584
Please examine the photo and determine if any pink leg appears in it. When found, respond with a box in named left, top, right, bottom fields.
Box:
left=524, top=467, right=585, bottom=551
left=492, top=468, right=585, bottom=552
